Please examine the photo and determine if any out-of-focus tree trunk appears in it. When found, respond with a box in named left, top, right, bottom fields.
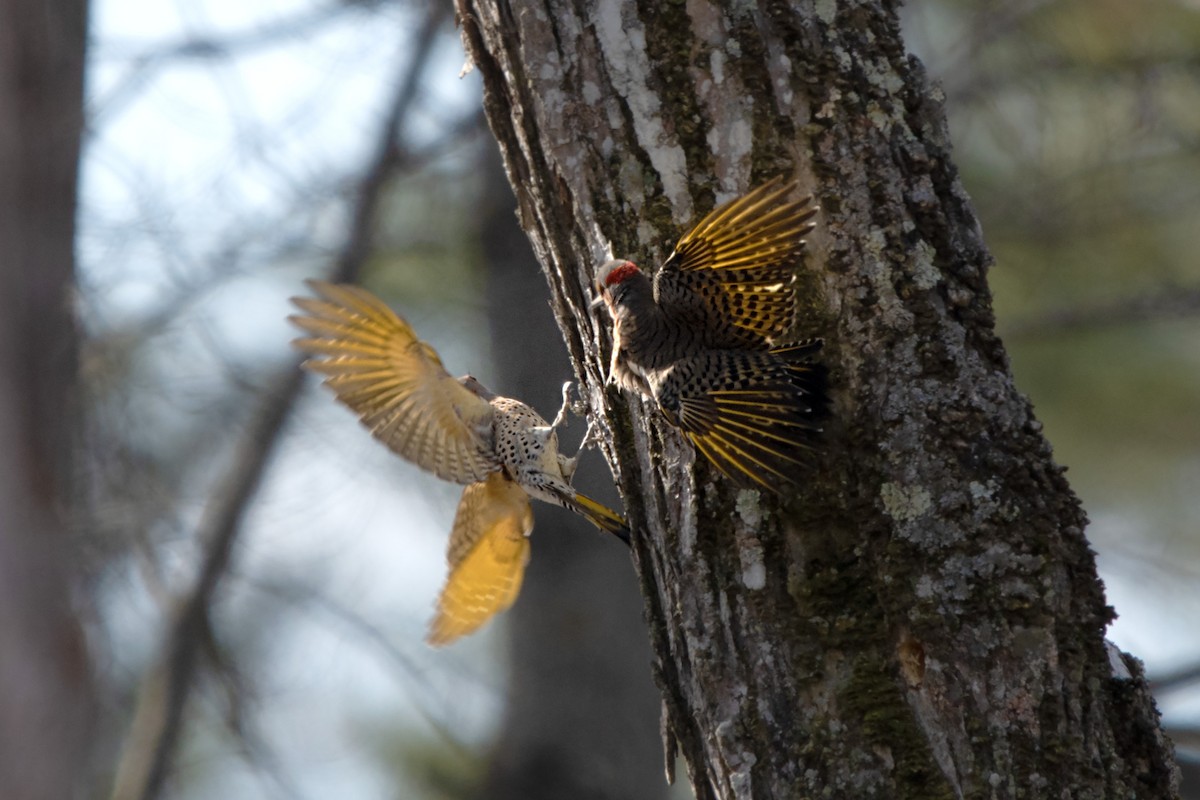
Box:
left=0, top=0, right=93, bottom=797
left=455, top=1, right=1180, bottom=798
left=476, top=145, right=666, bottom=800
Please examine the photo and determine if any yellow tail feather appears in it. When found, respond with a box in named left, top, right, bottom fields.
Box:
left=572, top=492, right=631, bottom=544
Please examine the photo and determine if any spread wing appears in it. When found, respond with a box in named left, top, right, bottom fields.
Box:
left=290, top=280, right=496, bottom=484
left=656, top=177, right=818, bottom=344
left=666, top=342, right=827, bottom=492
left=428, top=473, right=533, bottom=646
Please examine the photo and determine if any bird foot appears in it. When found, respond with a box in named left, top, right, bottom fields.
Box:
left=551, top=381, right=573, bottom=429
left=559, top=419, right=601, bottom=483
left=551, top=380, right=589, bottom=429
left=576, top=418, right=601, bottom=454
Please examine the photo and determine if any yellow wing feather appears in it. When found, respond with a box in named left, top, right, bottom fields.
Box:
left=669, top=177, right=817, bottom=275
left=681, top=392, right=820, bottom=490
left=671, top=344, right=826, bottom=490
left=427, top=473, right=533, bottom=646
left=289, top=280, right=497, bottom=485
left=661, top=178, right=819, bottom=343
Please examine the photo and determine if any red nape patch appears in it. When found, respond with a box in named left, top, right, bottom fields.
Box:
left=604, top=261, right=640, bottom=287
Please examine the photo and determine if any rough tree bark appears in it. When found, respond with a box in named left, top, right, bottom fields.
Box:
left=477, top=147, right=665, bottom=800
left=0, top=0, right=93, bottom=797
left=455, top=2, right=1179, bottom=799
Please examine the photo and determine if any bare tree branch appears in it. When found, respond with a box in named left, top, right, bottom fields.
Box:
left=1152, top=661, right=1200, bottom=696
left=84, top=105, right=484, bottom=359
left=209, top=662, right=306, bottom=800
left=250, top=576, right=479, bottom=751
left=89, top=1, right=383, bottom=128
left=1005, top=285, right=1200, bottom=339
left=108, top=7, right=451, bottom=799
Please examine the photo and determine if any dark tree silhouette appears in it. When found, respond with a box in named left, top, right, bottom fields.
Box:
left=0, top=1, right=93, bottom=797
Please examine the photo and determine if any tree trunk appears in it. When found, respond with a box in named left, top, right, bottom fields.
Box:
left=0, top=0, right=93, bottom=797
left=477, top=145, right=666, bottom=800
left=454, top=2, right=1179, bottom=798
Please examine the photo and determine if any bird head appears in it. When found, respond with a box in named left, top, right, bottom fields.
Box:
left=591, top=259, right=647, bottom=314
left=459, top=374, right=498, bottom=402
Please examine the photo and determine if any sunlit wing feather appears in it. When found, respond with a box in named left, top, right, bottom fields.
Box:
left=670, top=267, right=799, bottom=343
left=428, top=473, right=533, bottom=646
left=679, top=392, right=821, bottom=490
left=670, top=343, right=827, bottom=491
left=289, top=280, right=496, bottom=484
left=657, top=177, right=819, bottom=343
left=668, top=177, right=817, bottom=274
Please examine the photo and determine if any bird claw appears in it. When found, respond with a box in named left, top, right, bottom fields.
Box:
left=551, top=381, right=574, bottom=429
left=559, top=418, right=601, bottom=483
left=551, top=380, right=590, bottom=429
left=576, top=418, right=601, bottom=454
left=571, top=390, right=589, bottom=419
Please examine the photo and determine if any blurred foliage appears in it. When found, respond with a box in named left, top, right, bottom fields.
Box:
left=367, top=168, right=487, bottom=308
left=362, top=722, right=485, bottom=800
left=906, top=0, right=1200, bottom=555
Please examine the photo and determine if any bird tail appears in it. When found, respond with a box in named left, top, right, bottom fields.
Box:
left=567, top=492, right=631, bottom=546
left=428, top=476, right=532, bottom=647
left=671, top=341, right=828, bottom=492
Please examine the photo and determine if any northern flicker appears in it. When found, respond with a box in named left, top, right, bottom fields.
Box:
left=289, top=280, right=628, bottom=646
left=591, top=178, right=828, bottom=491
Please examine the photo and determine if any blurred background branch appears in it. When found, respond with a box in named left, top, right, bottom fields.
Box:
left=1004, top=285, right=1200, bottom=339
left=108, top=5, right=454, bottom=799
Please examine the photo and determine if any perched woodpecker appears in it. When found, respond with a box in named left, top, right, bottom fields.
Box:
left=290, top=280, right=628, bottom=646
left=592, top=178, right=828, bottom=491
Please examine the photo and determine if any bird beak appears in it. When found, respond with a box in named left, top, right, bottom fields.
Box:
left=589, top=291, right=605, bottom=311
